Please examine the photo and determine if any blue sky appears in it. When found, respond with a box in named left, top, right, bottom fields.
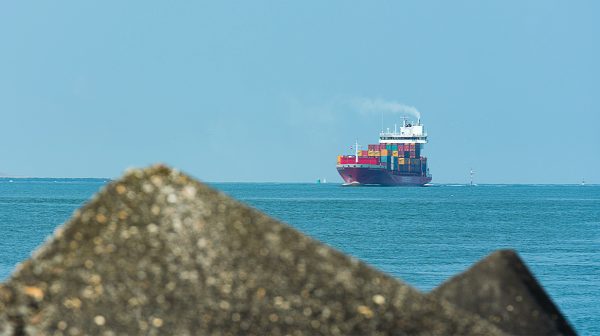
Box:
left=1, top=1, right=598, bottom=183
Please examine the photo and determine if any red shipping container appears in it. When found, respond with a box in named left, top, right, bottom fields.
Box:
left=340, top=156, right=357, bottom=164
left=358, top=157, right=380, bottom=165
left=339, top=155, right=382, bottom=165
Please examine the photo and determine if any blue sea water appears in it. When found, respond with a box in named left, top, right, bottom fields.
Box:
left=0, top=178, right=598, bottom=334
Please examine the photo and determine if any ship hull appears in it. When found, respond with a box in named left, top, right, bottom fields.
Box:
left=337, top=165, right=432, bottom=186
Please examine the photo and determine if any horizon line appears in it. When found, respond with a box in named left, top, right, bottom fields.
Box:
left=0, top=177, right=595, bottom=185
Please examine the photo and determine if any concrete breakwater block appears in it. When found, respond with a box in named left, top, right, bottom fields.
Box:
left=0, top=165, right=567, bottom=335
left=429, top=250, right=576, bottom=335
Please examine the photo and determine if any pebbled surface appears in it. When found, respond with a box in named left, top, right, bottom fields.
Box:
left=0, top=165, right=503, bottom=335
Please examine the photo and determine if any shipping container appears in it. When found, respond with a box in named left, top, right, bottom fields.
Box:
left=357, top=157, right=379, bottom=165
left=381, top=149, right=388, bottom=156
left=392, top=150, right=398, bottom=157
left=339, top=156, right=356, bottom=164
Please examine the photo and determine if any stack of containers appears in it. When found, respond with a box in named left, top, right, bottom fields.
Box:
left=391, top=144, right=398, bottom=170
left=380, top=155, right=387, bottom=168
left=340, top=142, right=426, bottom=173
left=395, top=143, right=423, bottom=174
left=402, top=144, right=410, bottom=159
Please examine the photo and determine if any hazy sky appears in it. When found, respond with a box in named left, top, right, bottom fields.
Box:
left=1, top=1, right=598, bottom=183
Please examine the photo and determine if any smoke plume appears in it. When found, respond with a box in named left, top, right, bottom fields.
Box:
left=352, top=98, right=421, bottom=120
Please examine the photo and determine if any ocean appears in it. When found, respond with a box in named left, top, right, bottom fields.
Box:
left=0, top=178, right=598, bottom=334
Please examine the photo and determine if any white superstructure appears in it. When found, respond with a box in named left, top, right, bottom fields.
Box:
left=379, top=118, right=428, bottom=144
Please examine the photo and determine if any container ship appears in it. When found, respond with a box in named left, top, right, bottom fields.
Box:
left=336, top=118, right=432, bottom=186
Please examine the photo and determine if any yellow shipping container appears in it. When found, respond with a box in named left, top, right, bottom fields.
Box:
left=373, top=151, right=380, bottom=156
left=337, top=156, right=341, bottom=164
left=381, top=149, right=388, bottom=156
left=368, top=151, right=374, bottom=156
left=392, top=150, right=398, bottom=157
left=398, top=158, right=405, bottom=165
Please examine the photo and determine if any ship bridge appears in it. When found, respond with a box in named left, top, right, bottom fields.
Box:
left=379, top=118, right=428, bottom=144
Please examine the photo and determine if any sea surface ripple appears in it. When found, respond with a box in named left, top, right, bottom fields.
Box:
left=0, top=178, right=598, bottom=334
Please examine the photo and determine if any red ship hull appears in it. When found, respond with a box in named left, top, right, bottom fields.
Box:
left=337, top=165, right=432, bottom=186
